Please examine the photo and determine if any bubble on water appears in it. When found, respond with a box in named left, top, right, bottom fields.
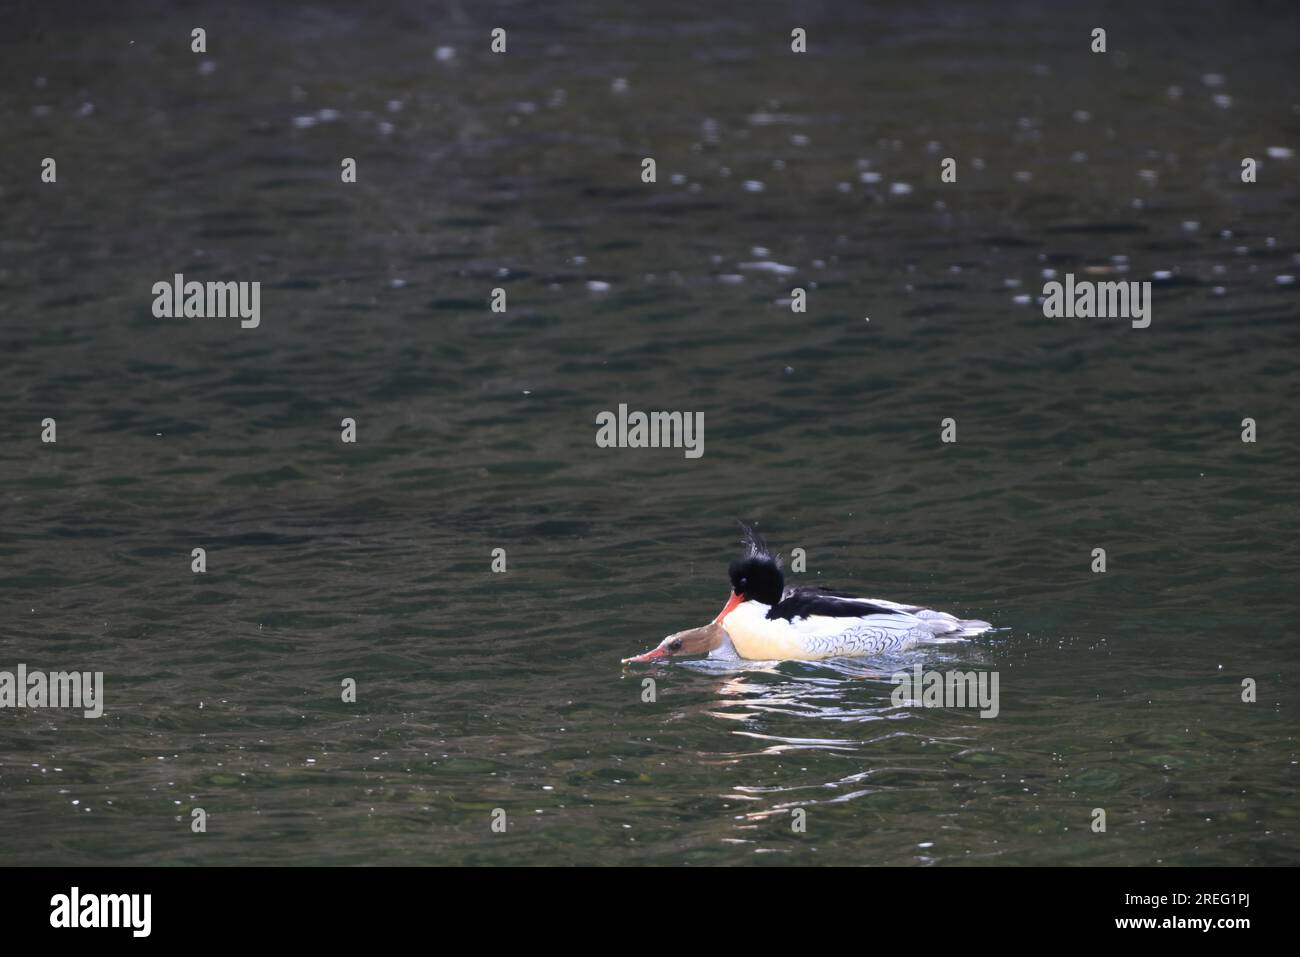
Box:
left=1014, top=170, right=1032, bottom=183
left=1266, top=146, right=1294, bottom=160
left=435, top=46, right=456, bottom=62
left=198, top=59, right=216, bottom=75
left=1153, top=270, right=1173, bottom=280
left=1138, top=169, right=1158, bottom=184
left=837, top=182, right=852, bottom=193
left=1013, top=294, right=1032, bottom=305
left=1004, top=278, right=1022, bottom=288
left=860, top=171, right=882, bottom=183
left=1070, top=151, right=1088, bottom=163
left=739, top=261, right=797, bottom=275
left=743, top=180, right=766, bottom=193
left=386, top=99, right=403, bottom=113
left=78, top=102, right=94, bottom=117
left=1277, top=275, right=1296, bottom=286
left=670, top=173, right=686, bottom=185
left=717, top=274, right=745, bottom=285
left=1167, top=85, right=1184, bottom=99
left=790, top=133, right=809, bottom=147
left=1201, top=73, right=1226, bottom=87
left=1042, top=268, right=1057, bottom=279
left=1213, top=94, right=1232, bottom=109
left=1181, top=221, right=1200, bottom=232
left=317, top=108, right=341, bottom=122
left=611, top=77, right=629, bottom=94
left=292, top=115, right=317, bottom=128
left=586, top=280, right=611, bottom=293
left=1073, top=110, right=1091, bottom=123
left=889, top=182, right=913, bottom=195
left=1212, top=286, right=1226, bottom=296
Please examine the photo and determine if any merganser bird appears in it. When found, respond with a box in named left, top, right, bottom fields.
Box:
left=623, top=527, right=991, bottom=663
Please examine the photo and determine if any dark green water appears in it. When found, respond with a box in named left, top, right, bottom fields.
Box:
left=1, top=1, right=1297, bottom=865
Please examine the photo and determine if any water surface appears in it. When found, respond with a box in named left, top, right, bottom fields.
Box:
left=1, top=0, right=1297, bottom=865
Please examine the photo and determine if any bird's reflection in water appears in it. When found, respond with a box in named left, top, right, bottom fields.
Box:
left=674, top=653, right=981, bottom=821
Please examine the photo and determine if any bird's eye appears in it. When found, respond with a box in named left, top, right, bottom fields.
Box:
left=738, top=577, right=748, bottom=590
left=668, top=639, right=683, bottom=652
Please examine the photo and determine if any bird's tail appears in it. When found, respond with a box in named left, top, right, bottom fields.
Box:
left=914, top=610, right=993, bottom=639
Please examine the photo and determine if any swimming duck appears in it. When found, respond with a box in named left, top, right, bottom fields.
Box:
left=623, top=527, right=991, bottom=663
